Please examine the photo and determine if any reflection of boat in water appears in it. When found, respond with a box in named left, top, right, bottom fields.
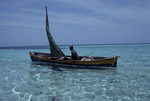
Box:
left=30, top=62, right=118, bottom=74
left=29, top=6, right=120, bottom=69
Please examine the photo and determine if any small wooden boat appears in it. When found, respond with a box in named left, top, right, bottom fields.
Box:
left=30, top=52, right=120, bottom=68
left=29, top=7, right=120, bottom=68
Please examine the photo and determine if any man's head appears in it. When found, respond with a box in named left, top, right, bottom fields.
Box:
left=69, top=45, right=73, bottom=50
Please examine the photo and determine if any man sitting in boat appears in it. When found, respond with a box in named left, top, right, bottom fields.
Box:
left=69, top=45, right=78, bottom=60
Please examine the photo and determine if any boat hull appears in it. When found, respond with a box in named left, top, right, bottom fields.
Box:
left=29, top=52, right=120, bottom=68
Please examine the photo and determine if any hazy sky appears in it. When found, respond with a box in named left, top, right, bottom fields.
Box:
left=0, top=0, right=150, bottom=47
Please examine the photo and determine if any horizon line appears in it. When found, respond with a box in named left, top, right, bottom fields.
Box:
left=0, top=42, right=150, bottom=48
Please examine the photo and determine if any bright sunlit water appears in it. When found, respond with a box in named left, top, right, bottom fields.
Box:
left=0, top=44, right=150, bottom=101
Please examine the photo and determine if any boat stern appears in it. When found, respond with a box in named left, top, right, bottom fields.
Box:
left=112, top=56, right=120, bottom=67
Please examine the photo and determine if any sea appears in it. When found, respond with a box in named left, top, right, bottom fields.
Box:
left=0, top=44, right=150, bottom=101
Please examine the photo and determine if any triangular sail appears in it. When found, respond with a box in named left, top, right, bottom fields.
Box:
left=45, top=6, right=65, bottom=57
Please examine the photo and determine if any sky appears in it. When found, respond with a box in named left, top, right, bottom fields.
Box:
left=0, top=0, right=150, bottom=47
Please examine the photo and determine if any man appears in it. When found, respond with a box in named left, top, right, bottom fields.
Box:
left=69, top=45, right=78, bottom=60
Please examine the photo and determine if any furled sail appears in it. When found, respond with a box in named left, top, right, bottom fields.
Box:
left=45, top=6, right=65, bottom=57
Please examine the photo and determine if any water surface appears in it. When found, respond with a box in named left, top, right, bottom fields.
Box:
left=0, top=44, right=150, bottom=101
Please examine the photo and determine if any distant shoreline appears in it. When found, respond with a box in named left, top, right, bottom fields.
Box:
left=0, top=43, right=150, bottom=49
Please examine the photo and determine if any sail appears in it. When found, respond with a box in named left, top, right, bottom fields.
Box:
left=45, top=7, right=65, bottom=57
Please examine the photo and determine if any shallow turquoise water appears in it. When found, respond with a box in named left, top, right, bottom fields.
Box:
left=0, top=44, right=150, bottom=101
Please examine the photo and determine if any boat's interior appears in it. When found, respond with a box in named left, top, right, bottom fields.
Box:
left=32, top=52, right=107, bottom=61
